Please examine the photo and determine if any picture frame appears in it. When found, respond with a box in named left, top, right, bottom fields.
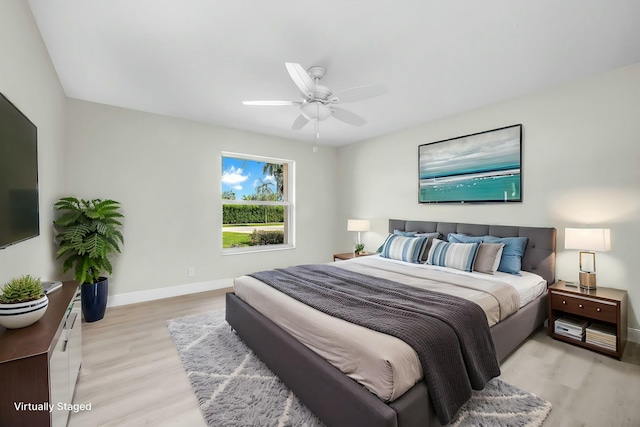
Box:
left=418, top=124, right=522, bottom=204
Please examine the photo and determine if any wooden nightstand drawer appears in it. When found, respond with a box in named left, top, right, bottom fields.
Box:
left=550, top=291, right=617, bottom=323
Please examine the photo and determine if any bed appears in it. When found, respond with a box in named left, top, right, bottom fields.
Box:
left=225, top=219, right=556, bottom=427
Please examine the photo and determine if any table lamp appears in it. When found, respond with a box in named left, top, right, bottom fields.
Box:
left=347, top=219, right=370, bottom=254
left=564, top=227, right=611, bottom=289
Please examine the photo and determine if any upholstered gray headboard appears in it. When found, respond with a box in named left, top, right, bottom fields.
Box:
left=389, top=219, right=557, bottom=286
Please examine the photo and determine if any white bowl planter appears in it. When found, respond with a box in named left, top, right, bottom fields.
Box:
left=0, top=295, right=48, bottom=329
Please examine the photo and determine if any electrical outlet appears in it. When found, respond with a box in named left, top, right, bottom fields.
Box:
left=188, top=267, right=196, bottom=277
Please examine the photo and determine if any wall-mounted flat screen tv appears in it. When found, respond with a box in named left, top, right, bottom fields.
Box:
left=418, top=124, right=522, bottom=204
left=0, top=92, right=39, bottom=249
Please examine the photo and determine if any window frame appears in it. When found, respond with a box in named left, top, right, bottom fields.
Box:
left=221, top=152, right=295, bottom=255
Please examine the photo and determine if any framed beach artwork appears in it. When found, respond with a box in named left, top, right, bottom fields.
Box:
left=418, top=124, right=522, bottom=204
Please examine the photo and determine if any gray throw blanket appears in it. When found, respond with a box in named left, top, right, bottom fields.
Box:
left=249, top=264, right=500, bottom=424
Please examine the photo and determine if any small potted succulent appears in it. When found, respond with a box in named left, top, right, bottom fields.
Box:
left=0, top=275, right=48, bottom=329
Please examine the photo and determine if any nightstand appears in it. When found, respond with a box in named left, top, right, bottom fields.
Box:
left=548, top=281, right=627, bottom=359
left=333, top=252, right=376, bottom=261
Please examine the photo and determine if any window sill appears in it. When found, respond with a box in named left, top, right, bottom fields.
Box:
left=222, top=244, right=295, bottom=255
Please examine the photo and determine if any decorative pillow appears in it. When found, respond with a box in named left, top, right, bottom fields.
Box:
left=377, top=230, right=419, bottom=252
left=415, top=232, right=441, bottom=262
left=415, top=232, right=441, bottom=238
left=380, top=234, right=428, bottom=263
left=377, top=234, right=392, bottom=253
left=426, top=239, right=480, bottom=272
left=393, top=230, right=417, bottom=237
left=472, top=243, right=505, bottom=274
left=483, top=236, right=528, bottom=275
left=447, top=233, right=484, bottom=244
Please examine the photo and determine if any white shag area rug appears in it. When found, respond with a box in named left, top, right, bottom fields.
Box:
left=168, top=310, right=551, bottom=427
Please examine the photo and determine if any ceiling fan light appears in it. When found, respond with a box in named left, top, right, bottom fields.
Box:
left=300, top=101, right=331, bottom=121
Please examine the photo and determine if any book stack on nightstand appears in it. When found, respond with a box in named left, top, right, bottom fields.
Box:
left=554, top=316, right=588, bottom=341
left=586, top=323, right=617, bottom=352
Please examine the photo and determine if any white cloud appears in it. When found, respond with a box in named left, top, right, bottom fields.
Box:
left=222, top=166, right=249, bottom=187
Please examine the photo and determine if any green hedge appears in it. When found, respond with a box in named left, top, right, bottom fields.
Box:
left=251, top=230, right=284, bottom=245
left=222, top=205, right=284, bottom=224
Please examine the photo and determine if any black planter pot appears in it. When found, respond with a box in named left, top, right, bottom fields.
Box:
left=81, top=277, right=108, bottom=322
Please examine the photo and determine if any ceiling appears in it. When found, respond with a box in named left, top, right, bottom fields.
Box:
left=28, top=0, right=640, bottom=146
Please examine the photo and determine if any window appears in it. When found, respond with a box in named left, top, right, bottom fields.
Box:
left=221, top=153, right=294, bottom=253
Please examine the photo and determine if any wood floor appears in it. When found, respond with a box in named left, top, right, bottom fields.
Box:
left=69, top=289, right=640, bottom=427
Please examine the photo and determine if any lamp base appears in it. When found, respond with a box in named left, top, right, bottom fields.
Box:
left=579, top=271, right=597, bottom=290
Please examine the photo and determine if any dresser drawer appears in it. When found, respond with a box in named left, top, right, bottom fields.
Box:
left=550, top=291, right=617, bottom=323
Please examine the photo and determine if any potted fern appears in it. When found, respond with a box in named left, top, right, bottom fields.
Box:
left=54, top=197, right=124, bottom=322
left=0, top=275, right=48, bottom=329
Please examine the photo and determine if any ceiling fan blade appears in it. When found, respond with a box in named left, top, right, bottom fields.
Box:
left=331, top=84, right=388, bottom=103
left=291, top=114, right=310, bottom=130
left=242, top=101, right=301, bottom=106
left=331, top=107, right=367, bottom=126
left=285, top=63, right=315, bottom=97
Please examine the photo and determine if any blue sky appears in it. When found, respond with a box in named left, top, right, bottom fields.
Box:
left=221, top=157, right=277, bottom=199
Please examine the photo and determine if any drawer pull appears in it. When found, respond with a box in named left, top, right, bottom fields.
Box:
left=579, top=304, right=584, bottom=308
left=562, top=300, right=566, bottom=304
left=596, top=308, right=601, bottom=312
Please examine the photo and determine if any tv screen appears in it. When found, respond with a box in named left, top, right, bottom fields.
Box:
left=0, top=92, right=39, bottom=249
left=418, top=124, right=522, bottom=204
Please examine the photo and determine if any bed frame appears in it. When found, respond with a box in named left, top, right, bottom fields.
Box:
left=226, top=220, right=556, bottom=427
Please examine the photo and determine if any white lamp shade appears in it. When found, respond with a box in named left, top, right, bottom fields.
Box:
left=347, top=219, right=370, bottom=232
left=565, top=228, right=611, bottom=251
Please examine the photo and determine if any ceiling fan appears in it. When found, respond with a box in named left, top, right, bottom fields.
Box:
left=243, top=63, right=388, bottom=138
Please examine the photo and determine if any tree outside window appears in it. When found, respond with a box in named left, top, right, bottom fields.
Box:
left=221, top=154, right=293, bottom=251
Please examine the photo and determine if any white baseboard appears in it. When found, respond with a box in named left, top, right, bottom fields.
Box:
left=107, top=279, right=233, bottom=307
left=628, top=327, right=640, bottom=344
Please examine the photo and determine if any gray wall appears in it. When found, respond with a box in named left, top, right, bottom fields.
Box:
left=1, top=1, right=339, bottom=303
left=337, top=63, right=640, bottom=331
left=0, top=0, right=66, bottom=283
left=64, top=99, right=339, bottom=298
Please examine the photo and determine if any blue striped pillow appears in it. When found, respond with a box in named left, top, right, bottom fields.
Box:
left=427, top=239, right=480, bottom=272
left=380, top=234, right=428, bottom=263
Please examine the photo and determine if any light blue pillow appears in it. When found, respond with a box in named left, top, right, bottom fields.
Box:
left=393, top=229, right=417, bottom=237
left=482, top=236, right=528, bottom=275
left=427, top=239, right=480, bottom=272
left=416, top=232, right=441, bottom=239
left=447, top=233, right=484, bottom=244
left=377, top=234, right=392, bottom=253
left=380, top=234, right=428, bottom=263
